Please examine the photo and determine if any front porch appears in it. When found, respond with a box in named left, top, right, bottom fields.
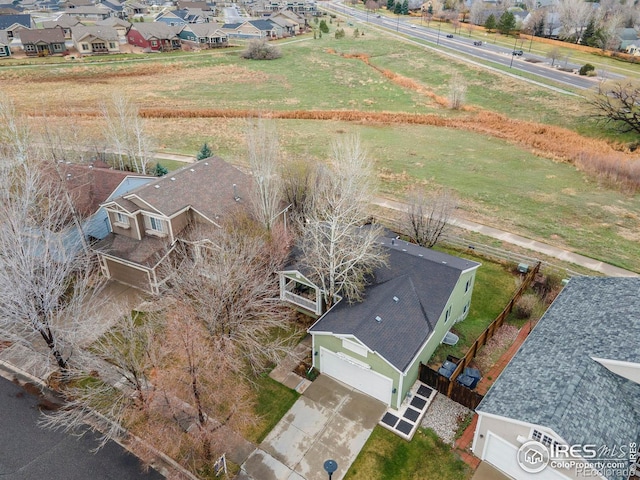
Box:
left=278, top=270, right=323, bottom=316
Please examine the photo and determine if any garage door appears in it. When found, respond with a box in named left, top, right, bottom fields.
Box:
left=484, top=432, right=570, bottom=480
left=319, top=348, right=392, bottom=405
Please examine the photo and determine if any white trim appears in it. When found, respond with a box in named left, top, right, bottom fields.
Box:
left=472, top=412, right=482, bottom=453
left=123, top=194, right=164, bottom=215
left=591, top=356, right=640, bottom=368
left=461, top=264, right=481, bottom=275
left=474, top=411, right=567, bottom=444
left=342, top=338, right=367, bottom=358
left=333, top=350, right=370, bottom=369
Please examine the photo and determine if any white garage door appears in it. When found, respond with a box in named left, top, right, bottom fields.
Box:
left=484, top=432, right=570, bottom=480
left=319, top=347, right=392, bottom=405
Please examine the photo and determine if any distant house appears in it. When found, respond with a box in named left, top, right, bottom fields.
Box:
left=19, top=27, right=67, bottom=56
left=617, top=27, right=638, bottom=51
left=179, top=22, right=227, bottom=47
left=95, top=16, right=131, bottom=38
left=123, top=1, right=147, bottom=18
left=268, top=9, right=305, bottom=35
left=63, top=5, right=112, bottom=21
left=42, top=14, right=82, bottom=39
left=155, top=9, right=204, bottom=26
left=95, top=157, right=252, bottom=294
left=72, top=25, right=120, bottom=54
left=0, top=30, right=10, bottom=56
left=221, top=19, right=279, bottom=39
left=99, top=0, right=126, bottom=19
left=280, top=238, right=480, bottom=408
left=0, top=13, right=34, bottom=42
left=626, top=42, right=640, bottom=56
left=126, top=22, right=181, bottom=51
left=473, top=277, right=640, bottom=480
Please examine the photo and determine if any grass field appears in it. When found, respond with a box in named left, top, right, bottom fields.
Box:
left=345, top=426, right=471, bottom=480
left=5, top=26, right=640, bottom=272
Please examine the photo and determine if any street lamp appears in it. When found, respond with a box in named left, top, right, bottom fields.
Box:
left=509, top=34, right=518, bottom=68
left=436, top=19, right=441, bottom=45
left=323, top=460, right=338, bottom=480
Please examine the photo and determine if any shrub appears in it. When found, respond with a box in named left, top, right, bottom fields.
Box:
left=335, top=28, right=345, bottom=39
left=152, top=162, right=168, bottom=176
left=579, top=63, right=595, bottom=76
left=514, top=293, right=539, bottom=319
left=241, top=39, right=281, bottom=60
left=319, top=19, right=329, bottom=33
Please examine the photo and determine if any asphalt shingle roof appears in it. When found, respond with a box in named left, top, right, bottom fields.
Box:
left=0, top=13, right=31, bottom=29
left=309, top=238, right=480, bottom=372
left=477, top=277, right=640, bottom=478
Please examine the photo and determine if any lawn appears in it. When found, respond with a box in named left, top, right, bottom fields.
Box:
left=345, top=426, right=471, bottom=480
left=246, top=375, right=300, bottom=443
left=430, top=247, right=517, bottom=365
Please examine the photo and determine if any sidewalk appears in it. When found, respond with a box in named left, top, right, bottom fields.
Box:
left=372, top=197, right=638, bottom=278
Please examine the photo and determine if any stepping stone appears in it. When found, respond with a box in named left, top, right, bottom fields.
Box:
left=381, top=412, right=399, bottom=427
left=403, top=408, right=420, bottom=422
left=396, top=420, right=413, bottom=435
left=417, top=385, right=433, bottom=398
left=410, top=396, right=426, bottom=410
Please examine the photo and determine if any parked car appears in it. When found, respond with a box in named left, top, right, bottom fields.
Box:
left=512, top=50, right=523, bottom=56
left=473, top=40, right=482, bottom=46
left=446, top=34, right=453, bottom=38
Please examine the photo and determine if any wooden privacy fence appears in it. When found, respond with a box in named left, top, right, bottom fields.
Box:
left=419, top=261, right=541, bottom=409
left=419, top=362, right=484, bottom=410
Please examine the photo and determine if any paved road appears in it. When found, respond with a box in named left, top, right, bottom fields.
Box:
left=324, top=1, right=622, bottom=91
left=0, top=375, right=164, bottom=480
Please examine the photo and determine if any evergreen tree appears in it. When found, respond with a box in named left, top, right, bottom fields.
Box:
left=497, top=11, right=516, bottom=35
left=387, top=0, right=394, bottom=10
left=533, top=18, right=545, bottom=37
left=427, top=3, right=433, bottom=15
left=581, top=18, right=597, bottom=47
left=401, top=0, right=409, bottom=14
left=393, top=1, right=402, bottom=14
left=353, top=27, right=360, bottom=38
left=152, top=162, right=168, bottom=176
left=484, top=13, right=497, bottom=32
left=197, top=142, right=212, bottom=160
left=319, top=19, right=329, bottom=33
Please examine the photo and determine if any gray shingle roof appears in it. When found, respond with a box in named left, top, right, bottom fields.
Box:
left=130, top=22, right=179, bottom=40
left=477, top=277, right=640, bottom=477
left=0, top=13, right=31, bottom=29
left=72, top=25, right=119, bottom=41
left=309, top=238, right=480, bottom=372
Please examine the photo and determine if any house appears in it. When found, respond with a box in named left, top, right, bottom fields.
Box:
left=155, top=9, right=204, bottom=26
left=72, top=25, right=120, bottom=54
left=222, top=19, right=280, bottom=39
left=268, top=9, right=305, bottom=35
left=179, top=22, right=227, bottom=47
left=99, top=0, right=126, bottom=19
left=0, top=13, right=34, bottom=42
left=616, top=27, right=638, bottom=51
left=472, top=277, right=640, bottom=480
left=42, top=14, right=82, bottom=39
left=280, top=238, right=480, bottom=408
left=123, top=0, right=147, bottom=18
left=63, top=5, right=112, bottom=21
left=19, top=27, right=67, bottom=56
left=0, top=30, right=9, bottom=56
left=95, top=16, right=131, bottom=38
left=58, top=162, right=155, bottom=242
left=126, top=22, right=181, bottom=51
left=95, top=157, right=252, bottom=294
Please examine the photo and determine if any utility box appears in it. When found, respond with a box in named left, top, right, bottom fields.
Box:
left=517, top=263, right=529, bottom=274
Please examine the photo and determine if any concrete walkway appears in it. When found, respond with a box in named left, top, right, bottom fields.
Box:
left=372, top=197, right=638, bottom=278
left=239, top=376, right=386, bottom=480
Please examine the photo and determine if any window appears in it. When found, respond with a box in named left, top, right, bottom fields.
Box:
left=149, top=216, right=165, bottom=232
left=113, top=212, right=130, bottom=228
left=531, top=430, right=561, bottom=450
left=465, top=279, right=471, bottom=293
left=53, top=44, right=62, bottom=51
left=109, top=42, right=116, bottom=49
left=93, top=42, right=106, bottom=50
left=445, top=305, right=452, bottom=322
left=81, top=43, right=89, bottom=51
left=151, top=40, right=157, bottom=46
left=25, top=44, right=35, bottom=52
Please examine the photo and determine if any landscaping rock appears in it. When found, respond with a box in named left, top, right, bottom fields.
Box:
left=421, top=393, right=471, bottom=446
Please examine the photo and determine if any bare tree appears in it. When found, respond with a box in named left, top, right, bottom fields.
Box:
left=448, top=72, right=467, bottom=110
left=405, top=188, right=457, bottom=248
left=101, top=94, right=153, bottom=174
left=280, top=157, right=318, bottom=230
left=164, top=219, right=298, bottom=377
left=0, top=160, right=104, bottom=374
left=588, top=80, right=640, bottom=135
left=247, top=119, right=282, bottom=232
left=557, top=0, right=593, bottom=42
left=546, top=47, right=562, bottom=66
left=298, top=135, right=387, bottom=309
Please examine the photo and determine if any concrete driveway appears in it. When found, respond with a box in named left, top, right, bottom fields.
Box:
left=240, top=375, right=386, bottom=480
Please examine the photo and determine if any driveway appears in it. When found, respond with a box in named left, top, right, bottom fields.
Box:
left=240, top=375, right=386, bottom=480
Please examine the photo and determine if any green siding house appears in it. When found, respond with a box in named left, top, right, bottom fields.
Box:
left=0, top=32, right=10, bottom=57
left=279, top=237, right=480, bottom=409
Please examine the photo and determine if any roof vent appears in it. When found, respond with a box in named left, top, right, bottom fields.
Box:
left=375, top=316, right=382, bottom=323
left=402, top=249, right=407, bottom=252
left=170, top=177, right=176, bottom=181
left=393, top=296, right=399, bottom=303
left=442, top=261, right=447, bottom=264
left=204, top=162, right=209, bottom=166
left=391, top=238, right=395, bottom=245
left=190, top=168, right=195, bottom=172
left=154, top=185, right=160, bottom=189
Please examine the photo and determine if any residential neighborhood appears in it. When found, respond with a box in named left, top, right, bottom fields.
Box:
left=1, top=0, right=640, bottom=478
